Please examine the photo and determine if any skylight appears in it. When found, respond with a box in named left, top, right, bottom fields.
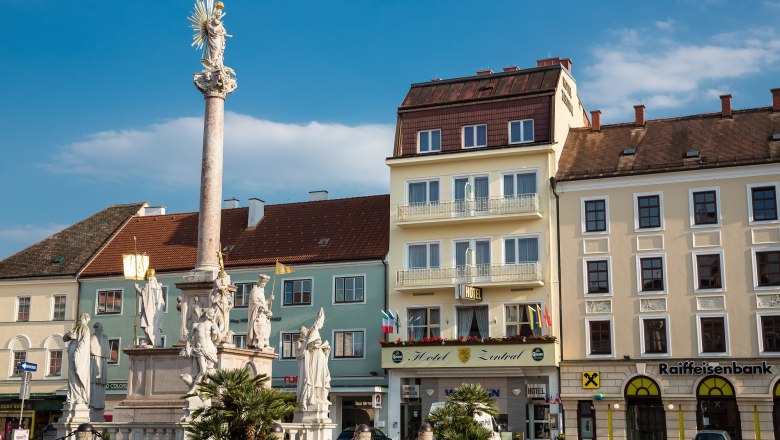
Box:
left=685, top=150, right=700, bottom=158
left=621, top=148, right=636, bottom=156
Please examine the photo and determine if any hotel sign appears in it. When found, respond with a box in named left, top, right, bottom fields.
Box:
left=382, top=344, right=555, bottom=368
left=456, top=284, right=483, bottom=301
left=659, top=361, right=774, bottom=375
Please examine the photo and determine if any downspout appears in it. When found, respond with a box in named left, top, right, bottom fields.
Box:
left=383, top=252, right=389, bottom=375
left=550, top=176, right=564, bottom=433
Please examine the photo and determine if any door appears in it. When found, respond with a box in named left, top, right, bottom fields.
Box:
left=528, top=403, right=551, bottom=440
left=401, top=403, right=421, bottom=440
left=626, top=399, right=666, bottom=440
left=577, top=401, right=596, bottom=440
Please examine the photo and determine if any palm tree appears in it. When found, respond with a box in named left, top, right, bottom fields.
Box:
left=425, top=383, right=499, bottom=440
left=185, top=367, right=297, bottom=440
left=446, top=383, right=499, bottom=419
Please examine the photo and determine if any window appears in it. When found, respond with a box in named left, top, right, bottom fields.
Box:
left=505, top=303, right=541, bottom=337
left=232, top=334, right=247, bottom=349
left=456, top=306, right=489, bottom=339
left=504, top=237, right=539, bottom=263
left=418, top=129, right=441, bottom=153
left=509, top=119, right=534, bottom=144
left=334, top=330, right=365, bottom=358
left=636, top=194, right=662, bottom=229
left=455, top=239, right=491, bottom=277
left=283, top=279, right=312, bottom=306
left=463, top=124, right=487, bottom=148
left=48, top=350, right=63, bottom=376
left=16, top=297, right=30, bottom=322
left=756, top=250, right=780, bottom=287
left=691, top=190, right=718, bottom=225
left=587, top=319, right=612, bottom=356
left=699, top=316, right=727, bottom=354
left=97, top=289, right=123, bottom=315
left=407, top=307, right=440, bottom=339
left=749, top=184, right=778, bottom=222
left=759, top=314, right=780, bottom=353
left=454, top=176, right=488, bottom=212
left=586, top=260, right=610, bottom=294
left=641, top=318, right=668, bottom=354
left=335, top=276, right=365, bottom=303
left=639, top=256, right=665, bottom=292
left=233, top=282, right=252, bottom=308
left=695, top=253, right=723, bottom=290
left=408, top=180, right=440, bottom=205
left=583, top=198, right=607, bottom=233
left=281, top=332, right=300, bottom=360
left=53, top=295, right=66, bottom=321
left=12, top=351, right=27, bottom=376
left=407, top=242, right=440, bottom=269
left=107, top=338, right=121, bottom=365
left=503, top=172, right=537, bottom=197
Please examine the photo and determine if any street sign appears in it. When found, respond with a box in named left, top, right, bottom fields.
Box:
left=12, top=429, right=30, bottom=440
left=19, top=372, right=31, bottom=400
left=19, top=362, right=37, bottom=372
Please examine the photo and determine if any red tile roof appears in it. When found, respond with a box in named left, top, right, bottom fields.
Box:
left=80, top=195, right=390, bottom=277
left=557, top=107, right=780, bottom=181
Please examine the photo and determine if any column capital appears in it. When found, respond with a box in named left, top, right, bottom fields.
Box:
left=194, top=66, right=237, bottom=98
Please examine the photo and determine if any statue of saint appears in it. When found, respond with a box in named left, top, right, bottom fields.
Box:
left=90, top=322, right=110, bottom=418
left=247, top=274, right=272, bottom=349
left=204, top=7, right=227, bottom=69
left=63, top=313, right=91, bottom=406
left=135, top=269, right=166, bottom=347
left=180, top=308, right=220, bottom=394
left=296, top=308, right=331, bottom=410
left=210, top=252, right=233, bottom=343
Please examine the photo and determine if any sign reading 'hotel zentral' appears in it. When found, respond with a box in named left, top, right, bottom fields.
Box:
left=381, top=344, right=554, bottom=368
left=659, top=361, right=774, bottom=375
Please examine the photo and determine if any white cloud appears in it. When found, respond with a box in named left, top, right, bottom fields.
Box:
left=654, top=19, right=675, bottom=31
left=43, top=113, right=394, bottom=198
left=580, top=27, right=780, bottom=121
left=0, top=224, right=67, bottom=259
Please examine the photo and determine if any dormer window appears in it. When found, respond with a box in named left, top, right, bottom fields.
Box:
left=509, top=119, right=534, bottom=144
left=418, top=129, right=441, bottom=153
left=463, top=124, right=487, bottom=148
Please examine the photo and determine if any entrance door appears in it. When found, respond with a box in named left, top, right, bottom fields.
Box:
left=626, top=399, right=666, bottom=440
left=528, top=403, right=551, bottom=440
left=696, top=376, right=740, bottom=440
left=401, top=403, right=421, bottom=440
left=577, top=401, right=596, bottom=440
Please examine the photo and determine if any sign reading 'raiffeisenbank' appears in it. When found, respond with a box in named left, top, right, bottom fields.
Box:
left=381, top=344, right=554, bottom=368
left=659, top=361, right=774, bottom=375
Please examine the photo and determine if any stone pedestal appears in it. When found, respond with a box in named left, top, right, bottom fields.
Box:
left=293, top=403, right=333, bottom=424
left=174, top=279, right=236, bottom=346
left=55, top=403, right=90, bottom=437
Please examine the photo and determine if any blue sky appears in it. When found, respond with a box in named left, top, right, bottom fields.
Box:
left=2, top=0, right=780, bottom=259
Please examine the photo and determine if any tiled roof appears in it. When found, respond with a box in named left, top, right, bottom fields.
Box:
left=0, top=203, right=145, bottom=279
left=81, top=195, right=390, bottom=277
left=399, top=66, right=562, bottom=110
left=557, top=108, right=780, bottom=181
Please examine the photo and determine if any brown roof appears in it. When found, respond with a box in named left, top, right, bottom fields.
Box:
left=399, top=66, right=562, bottom=110
left=0, top=203, right=145, bottom=279
left=81, top=195, right=390, bottom=277
left=557, top=107, right=780, bottom=181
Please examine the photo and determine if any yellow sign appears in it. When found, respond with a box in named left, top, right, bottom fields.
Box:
left=458, top=347, right=471, bottom=363
left=381, top=343, right=555, bottom=368
left=582, top=371, right=600, bottom=389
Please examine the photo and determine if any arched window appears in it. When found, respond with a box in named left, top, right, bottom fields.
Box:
left=697, top=375, right=735, bottom=397
left=625, top=376, right=661, bottom=397
left=43, top=335, right=65, bottom=377
left=7, top=335, right=31, bottom=378
left=624, top=376, right=666, bottom=440
left=696, top=376, right=739, bottom=440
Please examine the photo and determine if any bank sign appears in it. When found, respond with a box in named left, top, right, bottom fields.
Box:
left=381, top=344, right=554, bottom=368
left=659, top=361, right=774, bottom=375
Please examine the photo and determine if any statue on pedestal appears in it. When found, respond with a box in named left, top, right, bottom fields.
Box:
left=210, top=252, right=234, bottom=344
left=296, top=308, right=332, bottom=411
left=190, top=1, right=237, bottom=98
left=90, top=322, right=110, bottom=421
left=247, top=274, right=272, bottom=349
left=64, top=313, right=91, bottom=406
left=135, top=268, right=166, bottom=347
left=180, top=309, right=220, bottom=394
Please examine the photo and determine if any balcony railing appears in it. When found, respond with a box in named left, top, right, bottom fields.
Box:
left=396, top=262, right=543, bottom=288
left=397, top=194, right=541, bottom=223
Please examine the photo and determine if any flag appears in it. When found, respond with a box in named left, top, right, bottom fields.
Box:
left=381, top=310, right=393, bottom=333
left=544, top=305, right=552, bottom=327
left=527, top=306, right=537, bottom=330
left=275, top=260, right=295, bottom=275
left=536, top=305, right=544, bottom=328
left=394, top=309, right=401, bottom=333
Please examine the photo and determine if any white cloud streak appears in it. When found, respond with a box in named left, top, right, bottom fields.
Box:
left=0, top=224, right=67, bottom=258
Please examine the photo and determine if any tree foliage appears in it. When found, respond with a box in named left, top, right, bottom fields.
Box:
left=185, top=367, right=297, bottom=440
left=425, top=383, right=498, bottom=440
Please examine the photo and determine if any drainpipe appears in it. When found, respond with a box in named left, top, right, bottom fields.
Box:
left=383, top=253, right=389, bottom=377
left=550, top=176, right=564, bottom=434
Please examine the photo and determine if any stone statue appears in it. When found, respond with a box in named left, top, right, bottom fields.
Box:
left=135, top=268, right=166, bottom=347
left=204, top=7, right=228, bottom=69
left=180, top=308, right=220, bottom=394
left=296, top=308, right=332, bottom=410
left=63, top=313, right=91, bottom=406
left=89, top=322, right=110, bottom=421
left=247, top=274, right=273, bottom=349
left=209, top=253, right=234, bottom=344
left=190, top=1, right=237, bottom=98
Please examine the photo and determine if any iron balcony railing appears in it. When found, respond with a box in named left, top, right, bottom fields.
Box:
left=397, top=194, right=541, bottom=223
left=396, top=262, right=543, bottom=288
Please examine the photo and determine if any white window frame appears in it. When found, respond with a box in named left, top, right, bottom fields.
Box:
left=52, top=293, right=67, bottom=321
left=232, top=282, right=254, bottom=309
left=46, top=348, right=64, bottom=377
left=501, top=301, right=543, bottom=338
left=756, top=312, right=780, bottom=356
left=463, top=124, right=487, bottom=148
left=747, top=182, right=780, bottom=224
left=405, top=241, right=442, bottom=270
left=96, top=288, right=124, bottom=315
left=232, top=333, right=248, bottom=349
left=692, top=250, right=726, bottom=293
left=501, top=169, right=539, bottom=197
left=107, top=337, right=121, bottom=365
left=405, top=178, right=441, bottom=205
left=636, top=253, right=668, bottom=294
left=453, top=237, right=492, bottom=266
left=10, top=350, right=27, bottom=378
left=406, top=305, right=442, bottom=340
left=582, top=256, right=613, bottom=297
left=279, top=331, right=300, bottom=361
left=752, top=247, right=780, bottom=291
left=502, top=234, right=542, bottom=264
left=508, top=119, right=534, bottom=144
left=585, top=317, right=615, bottom=359
left=688, top=186, right=721, bottom=228
left=418, top=129, right=442, bottom=153
left=281, top=278, right=314, bottom=308
left=15, top=296, right=31, bottom=322
left=581, top=196, right=610, bottom=235
left=696, top=313, right=730, bottom=356
left=633, top=191, right=665, bottom=232
left=331, top=329, right=366, bottom=360
left=639, top=315, right=671, bottom=357
left=332, top=274, right=367, bottom=305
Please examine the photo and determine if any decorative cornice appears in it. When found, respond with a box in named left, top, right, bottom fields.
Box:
left=194, top=66, right=237, bottom=98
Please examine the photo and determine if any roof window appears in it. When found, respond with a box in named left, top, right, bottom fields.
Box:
left=621, top=148, right=636, bottom=156
left=52, top=256, right=65, bottom=264
left=685, top=150, right=700, bottom=159
left=771, top=133, right=780, bottom=141
left=318, top=238, right=330, bottom=246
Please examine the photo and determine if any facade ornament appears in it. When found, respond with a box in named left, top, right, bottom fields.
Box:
left=247, top=274, right=273, bottom=349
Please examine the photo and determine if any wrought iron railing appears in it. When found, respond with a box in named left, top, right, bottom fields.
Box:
left=396, top=262, right=543, bottom=288
left=397, top=194, right=541, bottom=222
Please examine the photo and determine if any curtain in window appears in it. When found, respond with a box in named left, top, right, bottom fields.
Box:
left=455, top=241, right=470, bottom=270
left=409, top=309, right=426, bottom=339
left=475, top=177, right=489, bottom=211
left=504, top=175, right=515, bottom=197
left=429, top=243, right=440, bottom=268
left=517, top=173, right=536, bottom=194
left=429, top=181, right=439, bottom=203
left=518, top=238, right=539, bottom=262
left=455, top=178, right=468, bottom=201
left=475, top=240, right=490, bottom=276
left=458, top=308, right=474, bottom=338
left=505, top=238, right=516, bottom=264
left=474, top=306, right=489, bottom=338
left=409, top=182, right=427, bottom=205
left=409, top=245, right=427, bottom=269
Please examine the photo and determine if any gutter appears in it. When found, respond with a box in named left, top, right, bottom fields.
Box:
left=550, top=176, right=564, bottom=433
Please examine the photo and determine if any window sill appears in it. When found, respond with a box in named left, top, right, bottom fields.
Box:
left=584, top=292, right=613, bottom=297
left=691, top=222, right=721, bottom=229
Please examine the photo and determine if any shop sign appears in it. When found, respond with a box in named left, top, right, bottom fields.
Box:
left=283, top=376, right=298, bottom=384
left=446, top=388, right=500, bottom=397
left=456, top=284, right=483, bottom=301
left=526, top=384, right=546, bottom=399
left=659, top=361, right=774, bottom=375
left=582, top=371, right=600, bottom=389
left=106, top=382, right=128, bottom=391
left=401, top=385, right=420, bottom=398
left=373, top=393, right=382, bottom=409
left=382, top=344, right=555, bottom=368
left=13, top=429, right=29, bottom=440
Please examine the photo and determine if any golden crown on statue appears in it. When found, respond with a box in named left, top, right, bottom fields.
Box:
left=215, top=1, right=224, bottom=10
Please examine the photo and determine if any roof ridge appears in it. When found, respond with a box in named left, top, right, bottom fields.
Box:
left=577, top=106, right=775, bottom=132
left=409, top=64, right=561, bottom=88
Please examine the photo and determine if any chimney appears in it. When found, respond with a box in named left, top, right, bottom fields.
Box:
left=247, top=198, right=264, bottom=228
left=476, top=69, right=493, bottom=76
left=634, top=105, right=645, bottom=127
left=223, top=198, right=239, bottom=209
left=309, top=190, right=329, bottom=201
left=720, top=94, right=732, bottom=118
left=772, top=88, right=780, bottom=112
left=503, top=66, right=520, bottom=72
left=142, top=206, right=166, bottom=216
left=591, top=110, right=601, bottom=132
left=536, top=57, right=572, bottom=72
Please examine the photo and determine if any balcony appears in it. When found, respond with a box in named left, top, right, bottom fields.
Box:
left=396, top=262, right=543, bottom=290
left=396, top=194, right=541, bottom=227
